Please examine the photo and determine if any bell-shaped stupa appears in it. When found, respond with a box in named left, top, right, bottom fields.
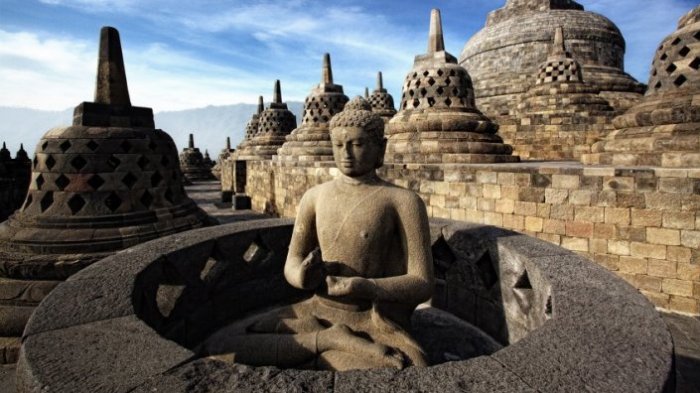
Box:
left=277, top=54, right=349, bottom=162
left=179, top=134, right=215, bottom=181
left=386, top=9, right=518, bottom=164
left=368, top=72, right=397, bottom=122
left=511, top=27, right=617, bottom=160
left=584, top=6, right=700, bottom=167
left=0, top=26, right=212, bottom=356
left=212, top=137, right=234, bottom=180
left=236, top=82, right=296, bottom=160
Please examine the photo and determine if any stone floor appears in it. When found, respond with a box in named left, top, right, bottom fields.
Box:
left=0, top=181, right=696, bottom=392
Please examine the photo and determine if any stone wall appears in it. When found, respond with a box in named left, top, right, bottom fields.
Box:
left=243, top=160, right=700, bottom=315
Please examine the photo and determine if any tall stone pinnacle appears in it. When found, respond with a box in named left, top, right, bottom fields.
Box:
left=322, top=53, right=333, bottom=84
left=427, top=9, right=445, bottom=53
left=273, top=80, right=282, bottom=104
left=257, top=96, right=264, bottom=114
left=377, top=72, right=384, bottom=90
left=226, top=137, right=231, bottom=150
left=364, top=87, right=369, bottom=98
left=552, top=26, right=566, bottom=56
left=94, top=26, right=131, bottom=106
left=189, top=133, right=195, bottom=148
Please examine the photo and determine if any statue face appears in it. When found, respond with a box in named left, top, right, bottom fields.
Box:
left=331, top=126, right=385, bottom=177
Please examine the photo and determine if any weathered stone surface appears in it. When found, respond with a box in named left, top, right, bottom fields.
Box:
left=179, top=133, right=215, bottom=181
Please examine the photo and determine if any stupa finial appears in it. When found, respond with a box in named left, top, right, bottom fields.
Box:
left=226, top=137, right=231, bottom=150
left=94, top=26, right=131, bottom=106
left=377, top=72, right=384, bottom=90
left=427, top=9, right=445, bottom=53
left=188, top=133, right=194, bottom=148
left=257, top=96, right=264, bottom=114
left=364, top=87, right=369, bottom=98
left=552, top=26, right=566, bottom=56
left=273, top=80, right=282, bottom=104
left=322, top=53, right=333, bottom=85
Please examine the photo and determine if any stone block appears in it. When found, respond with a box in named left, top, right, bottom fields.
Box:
left=566, top=222, right=593, bottom=238
left=550, top=204, right=575, bottom=220
left=630, top=242, right=666, bottom=260
left=514, top=201, right=537, bottom=216
left=605, top=208, right=630, bottom=226
left=552, top=174, right=580, bottom=189
left=537, top=233, right=561, bottom=245
left=662, top=279, right=693, bottom=297
left=669, top=296, right=699, bottom=314
left=648, top=259, right=677, bottom=278
left=677, top=263, right=700, bottom=282
left=594, top=223, right=616, bottom=239
left=630, top=274, right=662, bottom=292
left=646, top=228, right=681, bottom=246
left=640, top=290, right=669, bottom=309
left=483, top=184, right=502, bottom=199
left=525, top=216, right=544, bottom=232
left=631, top=209, right=662, bottom=227
left=594, top=254, right=619, bottom=271
left=667, top=246, right=692, bottom=263
left=618, top=257, right=647, bottom=275
left=590, top=239, right=608, bottom=254
left=603, top=177, right=634, bottom=191
left=608, top=240, right=630, bottom=256
left=543, top=219, right=566, bottom=235
left=483, top=212, right=503, bottom=227
left=561, top=237, right=588, bottom=252
left=545, top=189, right=568, bottom=204
left=645, top=193, right=681, bottom=211
left=680, top=230, right=700, bottom=249
left=495, top=199, right=515, bottom=214
left=574, top=206, right=604, bottom=223
left=662, top=212, right=695, bottom=230
left=476, top=171, right=498, bottom=184
left=569, top=190, right=593, bottom=206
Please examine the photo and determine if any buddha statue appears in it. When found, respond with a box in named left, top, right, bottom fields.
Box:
left=199, top=97, right=434, bottom=371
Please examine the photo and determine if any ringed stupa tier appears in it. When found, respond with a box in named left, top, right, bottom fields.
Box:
left=179, top=134, right=215, bottom=181
left=511, top=27, right=617, bottom=160
left=235, top=82, right=296, bottom=160
left=277, top=54, right=349, bottom=162
left=460, top=0, right=645, bottom=120
left=0, top=26, right=212, bottom=357
left=368, top=72, right=397, bottom=122
left=386, top=9, right=518, bottom=164
left=584, top=5, right=700, bottom=167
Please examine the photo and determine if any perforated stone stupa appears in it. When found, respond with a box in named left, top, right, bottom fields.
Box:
left=235, top=81, right=297, bottom=160
left=460, top=0, right=645, bottom=119
left=0, top=143, right=31, bottom=223
left=368, top=71, right=397, bottom=122
left=277, top=54, right=349, bottom=162
left=180, top=134, right=215, bottom=181
left=510, top=27, right=617, bottom=160
left=385, top=9, right=518, bottom=164
left=212, top=137, right=234, bottom=180
left=0, top=26, right=212, bottom=361
left=583, top=6, right=700, bottom=167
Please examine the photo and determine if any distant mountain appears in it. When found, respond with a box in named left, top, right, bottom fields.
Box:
left=0, top=103, right=305, bottom=159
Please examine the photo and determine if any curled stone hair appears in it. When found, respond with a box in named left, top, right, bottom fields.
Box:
left=329, top=96, right=385, bottom=143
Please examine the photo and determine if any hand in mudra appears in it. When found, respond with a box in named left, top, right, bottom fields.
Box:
left=326, top=276, right=376, bottom=299
left=298, top=249, right=325, bottom=290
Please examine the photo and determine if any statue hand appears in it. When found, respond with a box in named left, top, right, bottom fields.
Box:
left=299, top=249, right=325, bottom=289
left=326, top=276, right=376, bottom=299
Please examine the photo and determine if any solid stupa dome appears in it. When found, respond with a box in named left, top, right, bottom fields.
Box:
left=460, top=0, right=644, bottom=118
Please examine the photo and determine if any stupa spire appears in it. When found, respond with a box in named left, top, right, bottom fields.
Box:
left=364, top=87, right=369, bottom=98
left=257, top=96, right=264, bottom=114
left=552, top=26, right=566, bottom=56
left=188, top=133, right=195, bottom=148
left=273, top=80, right=282, bottom=104
left=376, top=72, right=384, bottom=91
left=226, top=137, right=231, bottom=150
left=427, top=9, right=445, bottom=53
left=94, top=26, right=131, bottom=106
left=322, top=53, right=333, bottom=84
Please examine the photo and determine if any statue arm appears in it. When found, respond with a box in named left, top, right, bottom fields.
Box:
left=284, top=189, right=323, bottom=290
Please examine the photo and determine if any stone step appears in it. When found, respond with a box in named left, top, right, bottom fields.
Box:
left=0, top=336, right=20, bottom=364
left=0, top=277, right=60, bottom=307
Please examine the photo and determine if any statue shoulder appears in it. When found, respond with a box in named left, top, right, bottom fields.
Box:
left=384, top=184, right=426, bottom=209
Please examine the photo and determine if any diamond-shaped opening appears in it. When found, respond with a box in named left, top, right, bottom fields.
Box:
left=427, top=77, right=436, bottom=86
left=449, top=70, right=456, bottom=76
left=671, top=37, right=681, bottom=46
left=107, top=155, right=121, bottom=169
left=445, top=97, right=453, bottom=107
left=40, top=192, right=53, bottom=212
left=120, top=140, right=133, bottom=153
left=514, top=270, right=532, bottom=289
left=55, top=174, right=70, bottom=190
left=59, top=140, right=71, bottom=152
left=151, top=172, right=163, bottom=187
left=33, top=156, right=38, bottom=168
left=666, top=63, right=677, bottom=74
left=695, top=31, right=700, bottom=41
left=476, top=252, right=498, bottom=288
left=690, top=57, right=700, bottom=70
left=104, top=192, right=122, bottom=212
left=678, top=46, right=690, bottom=57
left=422, top=70, right=429, bottom=77
left=660, top=53, right=668, bottom=61
left=164, top=189, right=174, bottom=204
left=452, top=88, right=459, bottom=95
left=160, top=155, right=170, bottom=167
left=45, top=155, right=56, bottom=170
left=427, top=97, right=436, bottom=107
left=420, top=88, right=427, bottom=97
left=137, top=155, right=150, bottom=170
left=86, top=140, right=99, bottom=151
left=415, top=80, right=421, bottom=88
left=70, top=155, right=87, bottom=170
left=36, top=174, right=45, bottom=190
left=140, top=190, right=154, bottom=208
left=445, top=78, right=451, bottom=86
left=41, top=141, right=49, bottom=151
left=436, top=86, right=444, bottom=95
left=412, top=99, right=420, bottom=108
left=23, top=194, right=33, bottom=210
left=67, top=194, right=86, bottom=214
left=655, top=81, right=662, bottom=89
left=437, top=69, right=444, bottom=76
left=674, top=74, right=687, bottom=87
left=122, top=172, right=137, bottom=189
left=87, top=174, right=105, bottom=190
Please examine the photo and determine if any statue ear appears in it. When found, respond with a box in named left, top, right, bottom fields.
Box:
left=376, top=137, right=387, bottom=168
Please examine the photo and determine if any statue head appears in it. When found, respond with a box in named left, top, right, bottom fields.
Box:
left=329, top=97, right=386, bottom=177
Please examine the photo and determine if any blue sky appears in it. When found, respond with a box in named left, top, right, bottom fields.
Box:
left=0, top=0, right=696, bottom=111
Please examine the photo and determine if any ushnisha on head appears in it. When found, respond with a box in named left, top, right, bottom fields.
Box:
left=329, top=97, right=386, bottom=177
